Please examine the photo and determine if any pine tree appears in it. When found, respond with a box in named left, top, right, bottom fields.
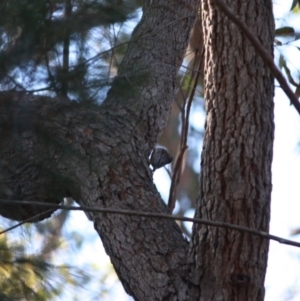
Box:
left=0, top=0, right=279, bottom=300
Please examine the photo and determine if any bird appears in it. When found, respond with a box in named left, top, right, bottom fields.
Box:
left=149, top=148, right=173, bottom=172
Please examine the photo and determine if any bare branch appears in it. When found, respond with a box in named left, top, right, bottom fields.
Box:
left=1, top=200, right=300, bottom=249
left=168, top=45, right=203, bottom=211
left=0, top=208, right=55, bottom=235
left=212, top=0, right=300, bottom=115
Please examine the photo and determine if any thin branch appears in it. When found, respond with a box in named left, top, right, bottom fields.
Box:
left=168, top=47, right=203, bottom=211
left=25, top=86, right=53, bottom=93
left=6, top=75, right=26, bottom=91
left=212, top=0, right=300, bottom=115
left=60, top=0, right=72, bottom=97
left=1, top=200, right=300, bottom=248
left=44, top=52, right=60, bottom=95
left=102, top=14, right=197, bottom=65
left=0, top=208, right=55, bottom=235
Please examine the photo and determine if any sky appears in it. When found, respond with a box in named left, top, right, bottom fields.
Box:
left=265, top=90, right=300, bottom=300
left=264, top=1, right=300, bottom=300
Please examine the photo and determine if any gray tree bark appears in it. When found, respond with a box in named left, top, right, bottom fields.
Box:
left=0, top=0, right=275, bottom=300
left=189, top=0, right=274, bottom=300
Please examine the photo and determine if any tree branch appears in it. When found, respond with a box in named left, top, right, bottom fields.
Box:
left=212, top=0, right=300, bottom=115
left=0, top=1, right=201, bottom=295
left=0, top=3, right=137, bottom=81
left=168, top=44, right=203, bottom=211
left=2, top=200, right=300, bottom=249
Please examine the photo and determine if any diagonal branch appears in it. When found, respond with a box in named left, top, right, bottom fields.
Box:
left=212, top=0, right=300, bottom=115
left=0, top=1, right=201, bottom=296
left=2, top=200, right=300, bottom=249
left=168, top=47, right=203, bottom=211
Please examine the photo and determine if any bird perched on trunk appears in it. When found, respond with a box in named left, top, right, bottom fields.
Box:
left=150, top=148, right=173, bottom=172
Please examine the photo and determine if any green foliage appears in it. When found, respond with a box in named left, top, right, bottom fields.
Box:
left=275, top=26, right=295, bottom=36
left=290, top=0, right=300, bottom=11
left=0, top=231, right=90, bottom=301
left=0, top=0, right=141, bottom=101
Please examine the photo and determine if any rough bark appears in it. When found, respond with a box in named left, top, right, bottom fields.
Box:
left=189, top=0, right=274, bottom=300
left=0, top=0, right=275, bottom=300
left=0, top=1, right=200, bottom=300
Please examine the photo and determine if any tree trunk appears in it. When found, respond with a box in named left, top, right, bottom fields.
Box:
left=0, top=0, right=275, bottom=300
left=0, top=1, right=200, bottom=300
left=189, top=0, right=274, bottom=300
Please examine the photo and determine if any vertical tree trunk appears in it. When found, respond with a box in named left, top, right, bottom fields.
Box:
left=190, top=0, right=274, bottom=300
